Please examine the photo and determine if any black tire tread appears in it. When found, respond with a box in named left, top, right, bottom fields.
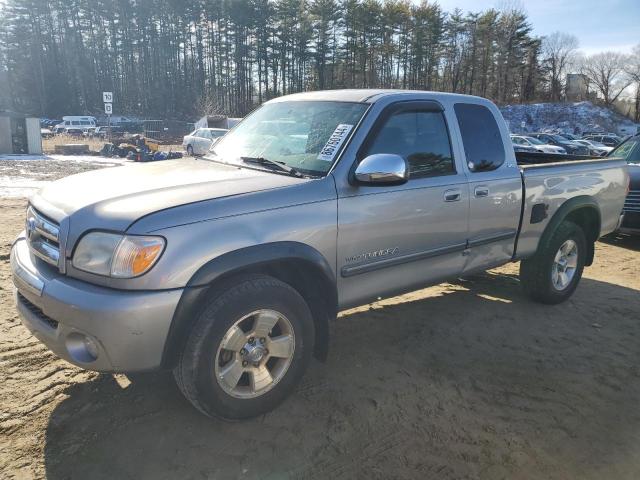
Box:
left=520, top=220, right=587, bottom=304
left=173, top=275, right=310, bottom=419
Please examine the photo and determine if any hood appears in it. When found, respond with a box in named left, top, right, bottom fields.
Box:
left=30, top=158, right=308, bottom=236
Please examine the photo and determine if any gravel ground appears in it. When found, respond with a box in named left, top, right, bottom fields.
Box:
left=0, top=157, right=639, bottom=479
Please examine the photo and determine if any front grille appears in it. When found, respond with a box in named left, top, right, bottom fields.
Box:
left=622, top=212, right=640, bottom=230
left=17, top=293, right=59, bottom=330
left=623, top=190, right=640, bottom=213
left=26, top=207, right=60, bottom=268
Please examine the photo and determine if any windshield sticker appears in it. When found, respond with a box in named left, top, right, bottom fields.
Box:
left=317, top=124, right=353, bottom=162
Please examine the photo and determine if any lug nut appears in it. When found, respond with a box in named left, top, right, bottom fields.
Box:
left=240, top=348, right=247, bottom=356
left=248, top=337, right=255, bottom=345
left=259, top=337, right=266, bottom=344
left=242, top=360, right=248, bottom=367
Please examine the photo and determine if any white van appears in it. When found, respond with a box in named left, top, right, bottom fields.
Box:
left=54, top=116, right=97, bottom=134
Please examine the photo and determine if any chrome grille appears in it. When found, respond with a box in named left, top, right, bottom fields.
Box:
left=623, top=190, right=640, bottom=213
left=26, top=206, right=60, bottom=267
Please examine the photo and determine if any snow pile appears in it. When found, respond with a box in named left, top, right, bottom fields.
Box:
left=0, top=154, right=128, bottom=198
left=499, top=101, right=638, bottom=136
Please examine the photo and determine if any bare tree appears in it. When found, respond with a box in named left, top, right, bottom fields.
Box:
left=541, top=32, right=578, bottom=102
left=624, top=44, right=640, bottom=122
left=581, top=52, right=632, bottom=106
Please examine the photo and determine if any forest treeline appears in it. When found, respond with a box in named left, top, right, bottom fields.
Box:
left=0, top=0, right=568, bottom=119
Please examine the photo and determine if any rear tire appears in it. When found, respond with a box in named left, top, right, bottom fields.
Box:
left=174, top=275, right=314, bottom=419
left=520, top=220, right=587, bottom=304
left=186, top=144, right=194, bottom=156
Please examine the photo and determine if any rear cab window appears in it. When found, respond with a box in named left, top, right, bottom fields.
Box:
left=454, top=103, right=505, bottom=172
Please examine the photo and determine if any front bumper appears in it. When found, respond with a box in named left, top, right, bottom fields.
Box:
left=619, top=212, right=640, bottom=234
left=11, top=236, right=183, bottom=372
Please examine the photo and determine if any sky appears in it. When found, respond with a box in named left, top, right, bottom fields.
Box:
left=434, top=0, right=639, bottom=55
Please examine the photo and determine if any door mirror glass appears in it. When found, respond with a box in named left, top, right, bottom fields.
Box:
left=354, top=154, right=409, bottom=185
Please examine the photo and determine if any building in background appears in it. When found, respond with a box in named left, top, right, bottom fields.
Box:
left=0, top=111, right=42, bottom=155
left=565, top=74, right=597, bottom=102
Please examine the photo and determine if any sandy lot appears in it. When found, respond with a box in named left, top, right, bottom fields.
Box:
left=0, top=158, right=639, bottom=479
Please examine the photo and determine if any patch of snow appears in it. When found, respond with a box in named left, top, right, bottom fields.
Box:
left=0, top=176, right=50, bottom=198
left=500, top=101, right=639, bottom=136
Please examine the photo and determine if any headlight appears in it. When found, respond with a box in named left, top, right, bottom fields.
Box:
left=72, top=232, right=165, bottom=278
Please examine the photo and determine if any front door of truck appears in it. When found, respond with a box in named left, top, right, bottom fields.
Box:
left=336, top=101, right=470, bottom=308
left=452, top=102, right=522, bottom=274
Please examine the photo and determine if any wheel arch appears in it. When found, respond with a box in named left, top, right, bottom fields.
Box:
left=538, top=196, right=601, bottom=266
left=161, top=241, right=337, bottom=368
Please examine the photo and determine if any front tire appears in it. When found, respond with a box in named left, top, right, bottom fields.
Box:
left=520, top=220, right=587, bottom=304
left=174, top=275, right=314, bottom=419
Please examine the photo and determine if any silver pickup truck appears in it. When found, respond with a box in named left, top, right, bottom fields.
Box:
left=11, top=90, right=628, bottom=419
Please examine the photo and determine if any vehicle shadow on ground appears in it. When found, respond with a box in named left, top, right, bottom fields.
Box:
left=599, top=232, right=640, bottom=252
left=43, top=273, right=640, bottom=480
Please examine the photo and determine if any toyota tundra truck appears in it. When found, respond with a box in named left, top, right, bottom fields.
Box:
left=11, top=90, right=629, bottom=419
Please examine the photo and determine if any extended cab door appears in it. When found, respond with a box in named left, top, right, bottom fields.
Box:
left=335, top=100, right=470, bottom=308
left=452, top=102, right=523, bottom=274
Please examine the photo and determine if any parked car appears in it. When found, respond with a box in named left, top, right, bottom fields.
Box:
left=608, top=134, right=640, bottom=234
left=512, top=143, right=538, bottom=153
left=583, top=134, right=621, bottom=147
left=182, top=128, right=228, bottom=155
left=90, top=126, right=112, bottom=139
left=573, top=139, right=613, bottom=156
left=40, top=128, right=54, bottom=139
left=11, top=90, right=628, bottom=420
left=54, top=116, right=97, bottom=135
left=529, top=133, right=589, bottom=155
left=510, top=135, right=566, bottom=154
left=561, top=133, right=581, bottom=141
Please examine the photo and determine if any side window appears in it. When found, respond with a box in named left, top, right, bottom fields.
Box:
left=454, top=103, right=505, bottom=172
left=365, top=110, right=455, bottom=178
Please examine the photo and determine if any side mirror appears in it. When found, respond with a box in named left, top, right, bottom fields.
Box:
left=354, top=154, right=409, bottom=185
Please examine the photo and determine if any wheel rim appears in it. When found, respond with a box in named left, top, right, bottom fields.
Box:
left=214, top=309, right=295, bottom=399
left=551, top=239, right=578, bottom=291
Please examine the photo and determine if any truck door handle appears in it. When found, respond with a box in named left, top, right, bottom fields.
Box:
left=474, top=186, right=489, bottom=197
left=444, top=189, right=461, bottom=202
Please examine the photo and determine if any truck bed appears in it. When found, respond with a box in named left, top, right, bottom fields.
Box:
left=515, top=155, right=628, bottom=260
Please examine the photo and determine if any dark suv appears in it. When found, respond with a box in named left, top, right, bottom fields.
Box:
left=608, top=134, right=640, bottom=234
left=529, top=133, right=589, bottom=155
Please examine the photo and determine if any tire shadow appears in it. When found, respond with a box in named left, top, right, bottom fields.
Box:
left=43, top=273, right=640, bottom=480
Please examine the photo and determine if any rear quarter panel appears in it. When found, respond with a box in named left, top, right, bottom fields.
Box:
left=516, top=158, right=628, bottom=258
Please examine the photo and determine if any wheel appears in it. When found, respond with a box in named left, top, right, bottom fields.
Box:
left=174, top=275, right=314, bottom=419
left=520, top=220, right=587, bottom=304
left=186, top=144, right=194, bottom=156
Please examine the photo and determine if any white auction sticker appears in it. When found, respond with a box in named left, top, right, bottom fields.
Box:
left=317, top=124, right=353, bottom=162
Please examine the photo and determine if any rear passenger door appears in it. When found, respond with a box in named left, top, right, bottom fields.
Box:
left=336, top=101, right=470, bottom=307
left=453, top=102, right=523, bottom=274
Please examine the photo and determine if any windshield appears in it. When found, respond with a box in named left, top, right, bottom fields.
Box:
left=609, top=138, right=640, bottom=164
left=524, top=136, right=543, bottom=145
left=207, top=101, right=369, bottom=176
left=551, top=134, right=569, bottom=142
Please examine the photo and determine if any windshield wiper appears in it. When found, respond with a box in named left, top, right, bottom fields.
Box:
left=240, top=156, right=304, bottom=177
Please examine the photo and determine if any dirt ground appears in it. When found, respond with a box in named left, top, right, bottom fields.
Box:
left=1, top=160, right=639, bottom=479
